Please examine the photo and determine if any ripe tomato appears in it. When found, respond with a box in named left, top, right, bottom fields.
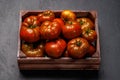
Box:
left=87, top=44, right=96, bottom=56
left=38, top=10, right=55, bottom=22
left=45, top=39, right=66, bottom=58
left=62, top=21, right=81, bottom=40
left=21, top=42, right=45, bottom=57
left=61, top=10, right=76, bottom=22
left=20, top=16, right=40, bottom=43
left=76, top=18, right=94, bottom=30
left=82, top=29, right=97, bottom=42
left=53, top=18, right=64, bottom=28
left=40, top=21, right=61, bottom=40
left=67, top=37, right=89, bottom=59
left=63, top=50, right=69, bottom=57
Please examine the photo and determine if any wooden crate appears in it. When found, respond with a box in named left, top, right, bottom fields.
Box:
left=17, top=10, right=100, bottom=70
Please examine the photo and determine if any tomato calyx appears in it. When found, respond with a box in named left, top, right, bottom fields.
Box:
left=62, top=16, right=70, bottom=22
left=66, top=21, right=73, bottom=25
left=43, top=10, right=54, bottom=16
left=76, top=41, right=82, bottom=46
left=43, top=11, right=53, bottom=16
left=79, top=20, right=85, bottom=25
left=85, top=28, right=91, bottom=35
left=29, top=25, right=36, bottom=28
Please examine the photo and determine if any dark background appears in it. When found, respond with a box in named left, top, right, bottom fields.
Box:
left=0, top=0, right=120, bottom=80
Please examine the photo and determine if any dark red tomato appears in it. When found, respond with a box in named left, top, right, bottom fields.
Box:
left=38, top=10, right=55, bottom=22
left=61, top=10, right=76, bottom=22
left=45, top=39, right=66, bottom=58
left=82, top=29, right=97, bottom=42
left=67, top=37, right=90, bottom=59
left=62, top=21, right=81, bottom=40
left=40, top=21, right=61, bottom=40
left=20, top=16, right=40, bottom=43
left=21, top=42, right=45, bottom=57
left=87, top=44, right=96, bottom=56
left=76, top=18, right=94, bottom=30
left=63, top=50, right=69, bottom=57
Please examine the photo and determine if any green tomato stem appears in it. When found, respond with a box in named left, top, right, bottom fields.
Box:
left=76, top=41, right=81, bottom=46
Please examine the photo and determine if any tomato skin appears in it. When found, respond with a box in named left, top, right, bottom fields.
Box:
left=77, top=18, right=94, bottom=30
left=82, top=29, right=97, bottom=42
left=21, top=42, right=45, bottom=57
left=38, top=10, right=55, bottom=22
left=67, top=37, right=90, bottom=59
left=40, top=21, right=61, bottom=40
left=62, top=21, right=81, bottom=40
left=61, top=10, right=76, bottom=22
left=23, top=16, right=40, bottom=26
left=20, top=16, right=40, bottom=43
left=87, top=44, right=96, bottom=56
left=63, top=50, right=69, bottom=57
left=53, top=18, right=64, bottom=28
left=45, top=39, right=66, bottom=58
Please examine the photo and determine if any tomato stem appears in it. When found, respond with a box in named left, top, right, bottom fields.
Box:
left=80, top=20, right=85, bottom=25
left=85, top=29, right=91, bottom=35
left=29, top=25, right=36, bottom=28
left=76, top=41, right=81, bottom=46
left=43, top=10, right=51, bottom=16
left=44, top=12, right=49, bottom=16
left=67, top=21, right=72, bottom=25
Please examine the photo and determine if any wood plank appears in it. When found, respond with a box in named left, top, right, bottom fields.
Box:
left=19, top=64, right=100, bottom=70
left=18, top=57, right=100, bottom=64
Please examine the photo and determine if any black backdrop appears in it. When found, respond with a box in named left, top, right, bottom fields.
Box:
left=0, top=0, right=120, bottom=80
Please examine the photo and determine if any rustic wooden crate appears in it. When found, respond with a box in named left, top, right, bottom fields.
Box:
left=17, top=10, right=100, bottom=70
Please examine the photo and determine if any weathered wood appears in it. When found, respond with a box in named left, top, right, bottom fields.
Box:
left=19, top=64, right=100, bottom=70
left=17, top=10, right=100, bottom=70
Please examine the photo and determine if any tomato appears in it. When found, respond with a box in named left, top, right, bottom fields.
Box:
left=76, top=18, right=94, bottom=30
left=45, top=39, right=66, bottom=58
left=67, top=37, right=89, bottom=59
left=86, top=44, right=96, bottom=56
left=21, top=41, right=45, bottom=57
left=82, top=28, right=97, bottom=42
left=53, top=18, right=64, bottom=28
left=63, top=50, right=69, bottom=57
left=62, top=21, right=81, bottom=40
left=38, top=10, right=55, bottom=22
left=61, top=10, right=76, bottom=22
left=20, top=16, right=40, bottom=43
left=40, top=21, right=61, bottom=40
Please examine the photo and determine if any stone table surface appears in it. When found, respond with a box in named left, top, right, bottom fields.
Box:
left=0, top=0, right=120, bottom=80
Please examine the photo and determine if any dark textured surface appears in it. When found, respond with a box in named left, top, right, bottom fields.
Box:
left=0, top=0, right=120, bottom=80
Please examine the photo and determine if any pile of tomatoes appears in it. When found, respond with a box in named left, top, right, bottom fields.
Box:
left=20, top=10, right=97, bottom=59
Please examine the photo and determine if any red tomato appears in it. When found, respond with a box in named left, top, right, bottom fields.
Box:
left=61, top=10, right=76, bottom=22
left=45, top=39, right=66, bottom=58
left=38, top=10, right=55, bottom=22
left=40, top=21, right=61, bottom=40
left=82, top=29, right=97, bottom=42
left=87, top=44, right=96, bottom=56
left=76, top=18, right=94, bottom=30
left=67, top=37, right=90, bottom=59
left=62, top=21, right=81, bottom=40
left=21, top=42, right=45, bottom=57
left=53, top=18, right=64, bottom=28
left=20, top=16, right=40, bottom=43
left=63, top=50, right=69, bottom=57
